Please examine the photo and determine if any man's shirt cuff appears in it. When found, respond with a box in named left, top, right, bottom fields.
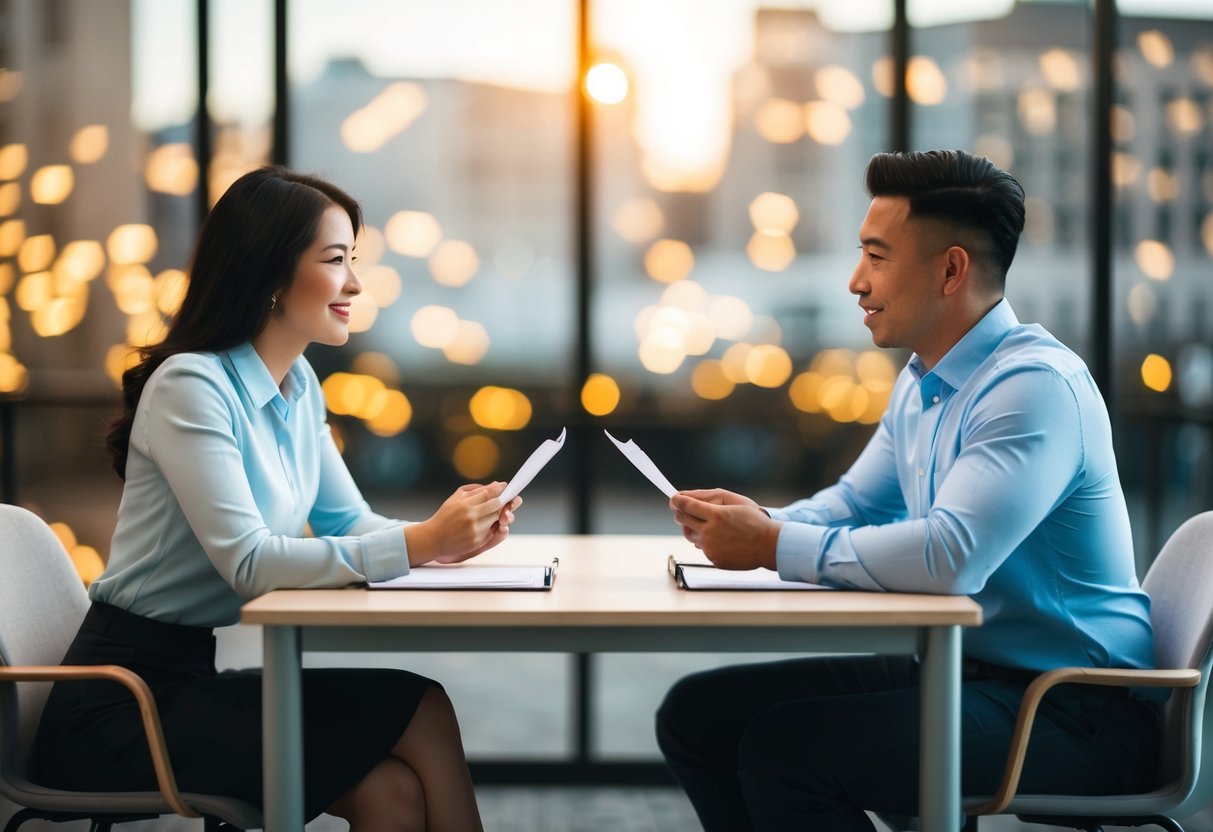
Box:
left=775, top=521, right=831, bottom=583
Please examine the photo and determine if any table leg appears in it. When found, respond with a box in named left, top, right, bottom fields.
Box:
left=919, top=624, right=962, bottom=832
left=263, top=624, right=304, bottom=831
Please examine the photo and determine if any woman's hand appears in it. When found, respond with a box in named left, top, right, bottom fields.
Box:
left=443, top=494, right=523, bottom=563
left=404, top=483, right=522, bottom=566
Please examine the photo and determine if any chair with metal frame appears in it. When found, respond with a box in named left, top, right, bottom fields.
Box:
left=963, top=510, right=1213, bottom=832
left=0, top=503, right=262, bottom=832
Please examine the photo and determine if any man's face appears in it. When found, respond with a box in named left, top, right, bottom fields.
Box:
left=848, top=196, right=950, bottom=363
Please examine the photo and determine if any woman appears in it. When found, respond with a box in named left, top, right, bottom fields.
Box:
left=33, top=166, right=515, bottom=830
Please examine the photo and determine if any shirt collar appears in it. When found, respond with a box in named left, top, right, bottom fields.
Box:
left=226, top=343, right=309, bottom=411
left=908, top=298, right=1019, bottom=393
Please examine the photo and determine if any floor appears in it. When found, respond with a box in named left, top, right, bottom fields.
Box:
left=7, top=794, right=1213, bottom=831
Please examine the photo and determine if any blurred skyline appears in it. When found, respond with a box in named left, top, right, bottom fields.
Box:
left=133, top=0, right=1213, bottom=131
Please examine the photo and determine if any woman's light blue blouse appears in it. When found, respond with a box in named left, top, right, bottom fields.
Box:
left=90, top=343, right=411, bottom=627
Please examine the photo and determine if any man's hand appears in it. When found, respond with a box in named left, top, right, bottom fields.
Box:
left=669, top=490, right=781, bottom=571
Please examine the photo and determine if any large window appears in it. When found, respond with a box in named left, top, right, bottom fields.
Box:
left=1, top=0, right=1210, bottom=773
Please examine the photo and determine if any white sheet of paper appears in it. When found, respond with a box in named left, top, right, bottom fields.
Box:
left=369, top=565, right=552, bottom=590
left=604, top=430, right=678, bottom=497
left=500, top=427, right=566, bottom=503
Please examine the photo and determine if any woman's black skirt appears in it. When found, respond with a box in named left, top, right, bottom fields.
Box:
left=32, top=602, right=434, bottom=821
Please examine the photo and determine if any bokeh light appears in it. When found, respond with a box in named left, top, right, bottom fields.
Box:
left=804, top=100, right=852, bottom=145
left=18, top=234, right=56, bottom=273
left=815, top=65, right=865, bottom=109
left=585, top=62, right=628, bottom=104
left=366, top=390, right=412, bottom=437
left=360, top=264, right=402, bottom=308
left=644, top=239, right=694, bottom=284
left=746, top=231, right=796, bottom=272
left=708, top=295, right=753, bottom=341
left=385, top=210, right=442, bottom=257
left=469, top=386, right=532, bottom=431
left=1039, top=49, right=1082, bottom=91
left=745, top=344, right=793, bottom=388
left=1141, top=354, right=1172, bottom=393
left=0, top=352, right=28, bottom=394
left=611, top=196, right=665, bottom=244
left=428, top=239, right=480, bottom=287
left=1164, top=99, right=1203, bottom=135
left=1018, top=88, right=1056, bottom=135
left=1135, top=239, right=1174, bottom=281
left=748, top=192, right=798, bottom=234
left=755, top=98, right=804, bottom=143
left=906, top=56, right=947, bottom=105
left=581, top=373, right=621, bottom=416
left=443, top=320, right=491, bottom=366
left=691, top=360, right=734, bottom=400
left=789, top=349, right=895, bottom=425
left=0, top=182, right=19, bottom=216
left=1138, top=30, right=1174, bottom=68
left=107, top=225, right=158, bottom=265
left=411, top=305, right=460, bottom=348
left=70, top=125, right=109, bottom=164
left=452, top=435, right=500, bottom=480
left=145, top=143, right=198, bottom=196
left=0, top=144, right=28, bottom=180
left=30, top=165, right=74, bottom=204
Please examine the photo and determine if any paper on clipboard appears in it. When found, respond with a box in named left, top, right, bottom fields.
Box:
left=667, top=556, right=828, bottom=591
left=604, top=430, right=678, bottom=497
left=500, top=428, right=566, bottom=503
left=369, top=560, right=559, bottom=590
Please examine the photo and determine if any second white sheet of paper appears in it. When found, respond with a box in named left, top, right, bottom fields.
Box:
left=604, top=429, right=678, bottom=497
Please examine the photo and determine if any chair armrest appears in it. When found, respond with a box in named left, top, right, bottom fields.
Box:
left=0, top=664, right=200, bottom=819
left=967, top=666, right=1200, bottom=816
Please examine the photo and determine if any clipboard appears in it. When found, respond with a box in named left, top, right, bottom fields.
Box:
left=667, top=555, right=828, bottom=591
left=369, top=559, right=559, bottom=591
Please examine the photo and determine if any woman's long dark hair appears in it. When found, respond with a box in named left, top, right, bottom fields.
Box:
left=106, top=166, right=362, bottom=478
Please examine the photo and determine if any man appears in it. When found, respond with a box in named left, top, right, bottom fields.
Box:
left=658, top=150, right=1159, bottom=831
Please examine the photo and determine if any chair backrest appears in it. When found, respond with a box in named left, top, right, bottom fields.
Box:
left=1141, top=511, right=1213, bottom=791
left=0, top=503, right=91, bottom=785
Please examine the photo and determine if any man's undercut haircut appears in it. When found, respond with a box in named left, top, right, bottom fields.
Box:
left=865, top=149, right=1026, bottom=289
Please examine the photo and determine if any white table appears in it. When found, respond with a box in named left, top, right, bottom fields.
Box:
left=241, top=534, right=982, bottom=831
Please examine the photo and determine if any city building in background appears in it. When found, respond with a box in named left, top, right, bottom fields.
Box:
left=1, top=0, right=1210, bottom=766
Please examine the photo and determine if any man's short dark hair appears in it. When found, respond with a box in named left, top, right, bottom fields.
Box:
left=864, top=150, right=1026, bottom=289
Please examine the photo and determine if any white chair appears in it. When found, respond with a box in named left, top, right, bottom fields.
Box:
left=964, top=510, right=1213, bottom=832
left=0, top=503, right=262, bottom=831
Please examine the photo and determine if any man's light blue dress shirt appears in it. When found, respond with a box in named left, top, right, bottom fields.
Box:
left=771, top=300, right=1155, bottom=672
left=90, top=343, right=411, bottom=627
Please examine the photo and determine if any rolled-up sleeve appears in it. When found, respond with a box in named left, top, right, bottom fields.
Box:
left=775, top=366, right=1083, bottom=594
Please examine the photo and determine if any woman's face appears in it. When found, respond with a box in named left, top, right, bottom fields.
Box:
left=274, top=205, right=361, bottom=349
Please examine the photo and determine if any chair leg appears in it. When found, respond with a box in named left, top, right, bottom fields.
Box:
left=1017, top=816, right=1184, bottom=832
left=2, top=808, right=39, bottom=832
left=87, top=822, right=113, bottom=832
